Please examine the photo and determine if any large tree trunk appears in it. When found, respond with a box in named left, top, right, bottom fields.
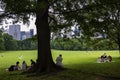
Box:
left=28, top=0, right=63, bottom=73
left=117, top=32, right=120, bottom=56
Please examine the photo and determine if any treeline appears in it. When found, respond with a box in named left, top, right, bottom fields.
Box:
left=0, top=31, right=37, bottom=51
left=0, top=31, right=118, bottom=51
left=50, top=37, right=118, bottom=50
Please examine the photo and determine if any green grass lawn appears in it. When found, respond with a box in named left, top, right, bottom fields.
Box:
left=0, top=50, right=120, bottom=80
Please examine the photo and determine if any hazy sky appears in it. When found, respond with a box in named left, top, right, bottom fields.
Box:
left=1, top=18, right=37, bottom=34
left=0, top=9, right=37, bottom=34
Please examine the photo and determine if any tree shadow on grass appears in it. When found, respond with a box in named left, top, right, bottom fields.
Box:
left=22, top=68, right=120, bottom=80
left=2, top=67, right=120, bottom=80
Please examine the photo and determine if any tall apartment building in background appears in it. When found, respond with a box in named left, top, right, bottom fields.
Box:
left=21, top=29, right=34, bottom=40
left=30, top=29, right=34, bottom=37
left=21, top=31, right=26, bottom=40
left=8, top=24, right=34, bottom=40
left=9, top=24, right=21, bottom=40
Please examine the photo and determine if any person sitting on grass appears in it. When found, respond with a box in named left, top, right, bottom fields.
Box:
left=30, top=59, right=36, bottom=67
left=8, top=65, right=15, bottom=71
left=101, top=53, right=107, bottom=62
left=107, top=55, right=112, bottom=62
left=8, top=61, right=21, bottom=71
left=56, top=54, right=63, bottom=67
left=14, top=61, right=21, bottom=70
left=22, top=61, right=27, bottom=70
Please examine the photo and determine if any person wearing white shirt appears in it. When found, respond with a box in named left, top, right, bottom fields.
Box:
left=56, top=54, right=63, bottom=67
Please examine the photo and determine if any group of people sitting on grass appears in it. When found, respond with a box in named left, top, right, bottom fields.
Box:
left=8, top=59, right=35, bottom=71
left=8, top=54, right=64, bottom=72
left=97, top=53, right=112, bottom=63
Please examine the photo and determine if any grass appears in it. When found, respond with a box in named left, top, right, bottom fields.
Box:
left=0, top=50, right=120, bottom=80
left=0, top=50, right=37, bottom=69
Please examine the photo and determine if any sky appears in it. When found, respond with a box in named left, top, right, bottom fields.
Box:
left=0, top=18, right=37, bottom=35
left=0, top=8, right=37, bottom=35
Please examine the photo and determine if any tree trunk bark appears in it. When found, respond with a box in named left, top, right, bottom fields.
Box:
left=117, top=32, right=120, bottom=56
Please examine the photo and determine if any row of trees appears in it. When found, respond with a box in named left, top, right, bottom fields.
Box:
left=17, top=39, right=37, bottom=50
left=51, top=37, right=118, bottom=50
left=0, top=29, right=118, bottom=51
left=0, top=30, right=37, bottom=51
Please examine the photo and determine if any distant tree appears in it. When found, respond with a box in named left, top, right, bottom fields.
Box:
left=51, top=38, right=82, bottom=50
left=0, top=30, right=5, bottom=50
left=17, top=38, right=37, bottom=50
left=3, top=33, right=18, bottom=50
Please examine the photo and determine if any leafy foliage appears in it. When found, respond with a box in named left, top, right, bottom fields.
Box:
left=3, top=33, right=18, bottom=50
left=0, top=31, right=37, bottom=50
left=17, top=39, right=37, bottom=50
left=51, top=37, right=118, bottom=50
left=0, top=30, right=5, bottom=50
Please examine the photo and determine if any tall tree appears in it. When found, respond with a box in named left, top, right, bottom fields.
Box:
left=32, top=0, right=58, bottom=72
left=0, top=0, right=68, bottom=73
left=3, top=33, right=18, bottom=50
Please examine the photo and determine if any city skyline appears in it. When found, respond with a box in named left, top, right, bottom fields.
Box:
left=0, top=24, right=34, bottom=40
left=0, top=18, right=36, bottom=35
left=9, top=24, right=34, bottom=40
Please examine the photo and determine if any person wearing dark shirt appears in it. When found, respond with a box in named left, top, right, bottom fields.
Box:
left=30, top=59, right=35, bottom=67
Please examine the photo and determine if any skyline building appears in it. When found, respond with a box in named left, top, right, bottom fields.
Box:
left=21, top=31, right=26, bottom=40
left=8, top=24, right=34, bottom=40
left=9, top=24, right=21, bottom=40
left=30, top=29, right=34, bottom=37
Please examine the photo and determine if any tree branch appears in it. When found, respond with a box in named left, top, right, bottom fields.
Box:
left=48, top=0, right=58, bottom=6
left=49, top=8, right=82, bottom=15
left=48, top=14, right=57, bottom=24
